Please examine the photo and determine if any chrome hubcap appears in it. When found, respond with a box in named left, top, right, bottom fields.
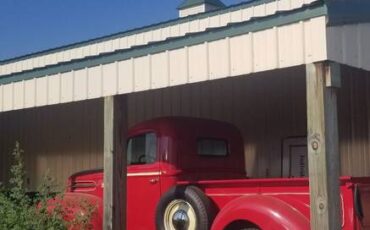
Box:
left=172, top=210, right=189, bottom=230
left=164, top=199, right=196, bottom=230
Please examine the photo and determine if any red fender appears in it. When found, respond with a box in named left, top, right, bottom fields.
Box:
left=47, top=192, right=103, bottom=230
left=211, top=195, right=310, bottom=230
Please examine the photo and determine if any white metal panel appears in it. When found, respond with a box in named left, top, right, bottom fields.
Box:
left=112, top=38, right=120, bottom=51
left=143, top=32, right=153, bottom=45
left=1, top=0, right=317, bottom=76
left=87, top=65, right=102, bottom=99
left=90, top=44, right=99, bottom=56
left=151, top=52, right=169, bottom=89
left=253, top=27, right=278, bottom=72
left=0, top=85, right=3, bottom=111
left=83, top=45, right=91, bottom=57
left=169, top=48, right=188, bottom=86
left=73, top=68, right=88, bottom=101
left=278, top=0, right=291, bottom=11
left=118, top=59, right=134, bottom=94
left=15, top=61, right=22, bottom=72
left=38, top=56, right=45, bottom=68
left=0, top=17, right=331, bottom=113
left=161, top=27, right=171, bottom=40
left=290, top=0, right=304, bottom=9
left=119, top=37, right=129, bottom=49
left=152, top=29, right=162, bottom=42
left=209, top=39, right=229, bottom=79
left=253, top=4, right=266, bottom=17
left=230, top=10, right=242, bottom=23
left=180, top=22, right=190, bottom=36
left=266, top=1, right=278, bottom=15
left=57, top=51, right=64, bottom=63
left=136, top=33, right=145, bottom=46
left=13, top=81, right=24, bottom=110
left=48, top=73, right=61, bottom=105
left=220, top=13, right=231, bottom=27
left=241, top=8, right=253, bottom=21
left=188, top=43, right=208, bottom=83
left=63, top=50, right=71, bottom=62
left=230, top=34, right=253, bottom=76
left=60, top=71, right=74, bottom=103
left=199, top=18, right=210, bottom=32
left=134, top=55, right=151, bottom=91
left=304, top=16, right=327, bottom=63
left=36, top=77, right=48, bottom=106
left=97, top=42, right=106, bottom=54
left=179, top=4, right=205, bottom=18
left=278, top=22, right=305, bottom=68
left=170, top=25, right=180, bottom=37
left=24, top=79, right=36, bottom=108
left=189, top=20, right=200, bottom=33
left=3, top=83, right=13, bottom=111
left=102, top=62, right=118, bottom=96
left=209, top=15, right=220, bottom=28
left=104, top=40, right=114, bottom=53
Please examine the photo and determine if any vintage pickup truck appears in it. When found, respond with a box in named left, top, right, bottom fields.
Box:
left=63, top=117, right=370, bottom=230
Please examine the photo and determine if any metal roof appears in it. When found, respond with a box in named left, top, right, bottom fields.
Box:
left=0, top=1, right=326, bottom=85
left=0, top=0, right=305, bottom=65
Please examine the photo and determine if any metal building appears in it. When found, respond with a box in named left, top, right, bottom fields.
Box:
left=1, top=0, right=370, bottom=228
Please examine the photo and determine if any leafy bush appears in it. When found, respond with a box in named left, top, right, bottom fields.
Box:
left=0, top=142, right=96, bottom=230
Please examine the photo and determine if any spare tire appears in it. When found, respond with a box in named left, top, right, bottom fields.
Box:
left=156, top=185, right=215, bottom=230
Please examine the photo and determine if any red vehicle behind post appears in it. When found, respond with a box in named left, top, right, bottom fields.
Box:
left=64, top=117, right=370, bottom=229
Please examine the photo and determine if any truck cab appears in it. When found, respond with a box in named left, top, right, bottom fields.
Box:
left=126, top=117, right=245, bottom=230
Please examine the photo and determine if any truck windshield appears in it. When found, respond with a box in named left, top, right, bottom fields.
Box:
left=127, top=132, right=157, bottom=165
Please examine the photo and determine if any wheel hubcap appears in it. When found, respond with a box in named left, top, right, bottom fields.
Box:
left=164, top=199, right=196, bottom=230
left=172, top=210, right=189, bottom=230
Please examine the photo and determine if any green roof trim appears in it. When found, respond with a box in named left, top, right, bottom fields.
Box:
left=178, top=0, right=226, bottom=10
left=0, top=1, right=327, bottom=85
left=0, top=0, right=279, bottom=65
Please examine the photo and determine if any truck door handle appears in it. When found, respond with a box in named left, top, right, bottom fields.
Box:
left=149, top=178, right=159, bottom=184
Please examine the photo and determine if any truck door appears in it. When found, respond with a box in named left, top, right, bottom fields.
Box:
left=127, top=132, right=161, bottom=230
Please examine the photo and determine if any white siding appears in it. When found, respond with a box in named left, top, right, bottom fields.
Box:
left=0, top=18, right=328, bottom=112
left=0, top=0, right=319, bottom=76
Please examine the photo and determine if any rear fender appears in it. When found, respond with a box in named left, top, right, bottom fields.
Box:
left=211, top=195, right=309, bottom=230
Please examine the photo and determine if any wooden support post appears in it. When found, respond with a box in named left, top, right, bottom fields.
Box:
left=306, top=62, right=341, bottom=230
left=104, top=96, right=127, bottom=230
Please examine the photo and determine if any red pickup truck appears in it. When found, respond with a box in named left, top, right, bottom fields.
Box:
left=64, top=117, right=370, bottom=230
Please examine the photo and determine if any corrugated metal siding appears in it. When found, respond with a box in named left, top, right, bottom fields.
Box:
left=0, top=99, right=104, bottom=190
left=338, top=66, right=370, bottom=176
left=1, top=66, right=370, bottom=189
left=0, top=17, right=328, bottom=113
left=126, top=67, right=307, bottom=178
left=327, top=22, right=370, bottom=71
left=0, top=0, right=318, bottom=77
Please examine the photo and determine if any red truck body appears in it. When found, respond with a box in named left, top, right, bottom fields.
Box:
left=66, top=117, right=370, bottom=230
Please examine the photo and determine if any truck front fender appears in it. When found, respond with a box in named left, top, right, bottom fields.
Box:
left=47, top=192, right=103, bottom=230
left=211, top=195, right=309, bottom=230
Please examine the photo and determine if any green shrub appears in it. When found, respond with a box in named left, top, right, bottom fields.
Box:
left=0, top=142, right=96, bottom=230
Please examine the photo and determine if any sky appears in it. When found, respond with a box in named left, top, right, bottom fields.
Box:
left=0, top=0, right=243, bottom=61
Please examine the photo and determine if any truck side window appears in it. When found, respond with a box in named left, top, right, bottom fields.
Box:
left=127, top=133, right=157, bottom=165
left=197, top=138, right=228, bottom=156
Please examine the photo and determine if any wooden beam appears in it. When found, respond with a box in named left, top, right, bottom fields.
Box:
left=306, top=62, right=341, bottom=230
left=103, top=96, right=127, bottom=230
